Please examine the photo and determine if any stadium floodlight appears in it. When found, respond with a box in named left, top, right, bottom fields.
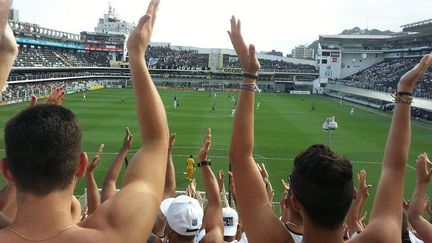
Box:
left=322, top=116, right=338, bottom=148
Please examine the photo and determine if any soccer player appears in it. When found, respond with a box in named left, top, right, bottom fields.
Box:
left=82, top=92, right=87, bottom=101
left=256, top=102, right=260, bottom=110
left=186, top=155, right=195, bottom=181
left=311, top=102, right=316, bottom=111
left=174, top=99, right=177, bottom=110
left=350, top=106, right=355, bottom=115
left=211, top=102, right=216, bottom=112
left=231, top=107, right=236, bottom=117
left=121, top=96, right=125, bottom=103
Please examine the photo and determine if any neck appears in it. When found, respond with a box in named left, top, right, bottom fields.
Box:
left=302, top=219, right=343, bottom=243
left=9, top=188, right=76, bottom=239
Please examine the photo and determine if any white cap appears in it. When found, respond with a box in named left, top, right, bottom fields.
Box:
left=160, top=195, right=203, bottom=236
left=222, top=207, right=239, bottom=237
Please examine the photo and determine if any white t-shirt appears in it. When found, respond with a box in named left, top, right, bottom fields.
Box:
left=409, top=231, right=424, bottom=243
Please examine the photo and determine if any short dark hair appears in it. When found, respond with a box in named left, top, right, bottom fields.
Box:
left=5, top=105, right=82, bottom=196
left=290, top=144, right=353, bottom=229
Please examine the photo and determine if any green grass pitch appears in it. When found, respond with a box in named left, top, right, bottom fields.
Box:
left=1, top=88, right=431, bottom=215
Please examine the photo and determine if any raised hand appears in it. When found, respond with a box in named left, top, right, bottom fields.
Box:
left=199, top=128, right=211, bottom=161
left=0, top=0, right=17, bottom=92
left=228, top=171, right=236, bottom=197
left=398, top=53, right=432, bottom=91
left=416, top=153, right=432, bottom=185
left=257, top=163, right=269, bottom=181
left=44, top=87, right=65, bottom=106
left=127, top=0, right=160, bottom=57
left=0, top=0, right=17, bottom=55
left=217, top=170, right=225, bottom=193
left=122, top=127, right=133, bottom=150
left=358, top=169, right=372, bottom=199
left=282, top=179, right=289, bottom=191
left=190, top=178, right=197, bottom=198
left=87, top=144, right=104, bottom=174
left=227, top=16, right=260, bottom=76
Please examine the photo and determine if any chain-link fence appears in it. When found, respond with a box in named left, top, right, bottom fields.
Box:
left=0, top=142, right=420, bottom=216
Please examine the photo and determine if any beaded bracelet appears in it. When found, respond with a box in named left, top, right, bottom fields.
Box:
left=240, top=83, right=261, bottom=93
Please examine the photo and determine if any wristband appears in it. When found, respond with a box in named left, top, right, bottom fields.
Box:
left=197, top=160, right=211, bottom=167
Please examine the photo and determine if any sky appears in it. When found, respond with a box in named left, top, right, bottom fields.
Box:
left=12, top=0, right=432, bottom=56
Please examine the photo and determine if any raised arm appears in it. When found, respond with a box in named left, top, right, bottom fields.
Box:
left=408, top=153, right=432, bottom=242
left=101, top=128, right=132, bottom=202
left=227, top=16, right=292, bottom=243
left=357, top=54, right=432, bottom=242
left=80, top=1, right=169, bottom=242
left=0, top=0, right=18, bottom=91
left=199, top=128, right=224, bottom=242
left=86, top=144, right=104, bottom=215
left=217, top=171, right=230, bottom=208
left=346, top=170, right=371, bottom=235
left=163, top=133, right=176, bottom=199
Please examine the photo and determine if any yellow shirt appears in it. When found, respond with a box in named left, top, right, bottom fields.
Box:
left=187, top=158, right=195, bottom=168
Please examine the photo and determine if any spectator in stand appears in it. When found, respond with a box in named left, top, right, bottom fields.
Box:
left=162, top=129, right=224, bottom=243
left=0, top=0, right=18, bottom=92
left=227, top=14, right=432, bottom=242
left=0, top=1, right=169, bottom=243
left=408, top=153, right=432, bottom=242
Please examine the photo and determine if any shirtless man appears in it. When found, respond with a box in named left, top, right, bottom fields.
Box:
left=0, top=1, right=169, bottom=242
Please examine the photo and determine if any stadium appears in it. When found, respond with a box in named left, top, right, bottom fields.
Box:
left=1, top=1, right=432, bottom=242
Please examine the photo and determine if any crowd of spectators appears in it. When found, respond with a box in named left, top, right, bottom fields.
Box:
left=1, top=79, right=101, bottom=102
left=223, top=54, right=317, bottom=73
left=13, top=46, right=110, bottom=67
left=2, top=1, right=432, bottom=243
left=145, top=46, right=210, bottom=70
left=342, top=58, right=432, bottom=99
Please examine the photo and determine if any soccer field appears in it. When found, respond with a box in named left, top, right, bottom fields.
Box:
left=0, top=88, right=431, bottom=214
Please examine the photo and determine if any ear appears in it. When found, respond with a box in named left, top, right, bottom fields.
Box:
left=0, top=158, right=15, bottom=183
left=76, top=152, right=88, bottom=178
left=290, top=194, right=303, bottom=213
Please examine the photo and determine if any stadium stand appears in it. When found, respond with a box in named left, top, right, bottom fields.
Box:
left=223, top=54, right=317, bottom=73
left=14, top=46, right=110, bottom=67
left=145, top=46, right=210, bottom=70
left=342, top=57, right=432, bottom=99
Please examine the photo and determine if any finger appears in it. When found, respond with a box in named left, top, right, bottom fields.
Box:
left=261, top=163, right=266, bottom=170
left=97, top=144, right=104, bottom=157
left=230, top=16, right=236, bottom=33
left=237, top=18, right=241, bottom=35
left=146, top=0, right=158, bottom=16
left=248, top=44, right=256, bottom=63
left=151, top=0, right=160, bottom=28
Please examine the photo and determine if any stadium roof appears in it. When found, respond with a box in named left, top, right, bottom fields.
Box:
left=320, top=35, right=392, bottom=40
left=401, top=18, right=432, bottom=33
